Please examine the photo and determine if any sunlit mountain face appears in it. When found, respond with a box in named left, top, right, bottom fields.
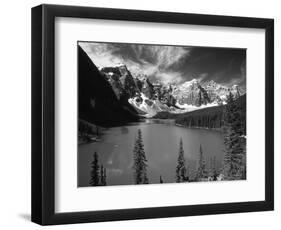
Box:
left=79, top=42, right=246, bottom=117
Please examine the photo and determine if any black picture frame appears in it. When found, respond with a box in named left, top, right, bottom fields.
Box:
left=31, top=4, right=274, bottom=225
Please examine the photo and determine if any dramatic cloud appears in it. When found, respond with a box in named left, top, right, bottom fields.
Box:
left=79, top=42, right=123, bottom=67
left=79, top=42, right=246, bottom=87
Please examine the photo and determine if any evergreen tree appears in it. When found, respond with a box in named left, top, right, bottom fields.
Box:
left=100, top=165, right=107, bottom=186
left=133, top=129, right=149, bottom=184
left=223, top=92, right=245, bottom=180
left=143, top=171, right=149, bottom=184
left=104, top=168, right=107, bottom=185
left=209, top=156, right=218, bottom=181
left=89, top=152, right=100, bottom=186
left=241, top=160, right=246, bottom=179
left=176, top=138, right=188, bottom=182
left=196, top=144, right=207, bottom=181
left=160, top=175, right=163, bottom=183
left=100, top=164, right=104, bottom=183
left=208, top=157, right=212, bottom=178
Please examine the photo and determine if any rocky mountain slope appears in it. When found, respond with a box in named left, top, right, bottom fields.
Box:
left=100, top=65, right=178, bottom=117
left=78, top=46, right=140, bottom=126
left=99, top=63, right=245, bottom=117
left=79, top=46, right=245, bottom=119
left=172, top=79, right=244, bottom=106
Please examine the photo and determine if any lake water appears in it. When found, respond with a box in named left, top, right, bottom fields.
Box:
left=78, top=119, right=225, bottom=186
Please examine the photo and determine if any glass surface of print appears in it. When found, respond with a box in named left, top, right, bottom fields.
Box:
left=78, top=41, right=246, bottom=187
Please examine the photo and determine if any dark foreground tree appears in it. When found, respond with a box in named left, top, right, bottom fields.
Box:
left=143, top=171, right=149, bottom=184
left=176, top=138, right=188, bottom=182
left=223, top=92, right=245, bottom=180
left=133, top=129, right=149, bottom=184
left=89, top=152, right=107, bottom=186
left=209, top=156, right=218, bottom=181
left=195, top=144, right=207, bottom=181
left=90, top=152, right=100, bottom=186
left=100, top=165, right=107, bottom=186
left=160, top=175, right=164, bottom=183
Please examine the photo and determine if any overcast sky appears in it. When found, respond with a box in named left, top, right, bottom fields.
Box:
left=79, top=41, right=246, bottom=88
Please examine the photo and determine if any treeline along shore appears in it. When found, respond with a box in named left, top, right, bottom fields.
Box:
left=153, top=94, right=246, bottom=135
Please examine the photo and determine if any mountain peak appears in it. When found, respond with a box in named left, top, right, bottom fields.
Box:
left=206, top=80, right=216, bottom=85
left=98, top=63, right=245, bottom=114
left=180, top=78, right=200, bottom=88
left=202, top=80, right=218, bottom=87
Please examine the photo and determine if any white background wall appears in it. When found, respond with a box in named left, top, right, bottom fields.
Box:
left=0, top=0, right=279, bottom=228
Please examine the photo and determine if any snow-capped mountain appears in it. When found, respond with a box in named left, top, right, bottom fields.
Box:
left=100, top=64, right=138, bottom=99
left=100, top=64, right=178, bottom=117
left=201, top=80, right=244, bottom=103
left=99, top=64, right=245, bottom=117
left=173, top=79, right=245, bottom=107
left=172, top=79, right=210, bottom=106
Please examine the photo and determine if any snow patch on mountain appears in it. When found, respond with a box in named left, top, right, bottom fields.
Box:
left=175, top=101, right=224, bottom=113
left=128, top=93, right=156, bottom=117
left=99, top=63, right=245, bottom=116
left=129, top=93, right=168, bottom=117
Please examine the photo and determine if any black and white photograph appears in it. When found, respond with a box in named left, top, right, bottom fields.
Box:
left=78, top=41, right=246, bottom=187
left=29, top=3, right=274, bottom=226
